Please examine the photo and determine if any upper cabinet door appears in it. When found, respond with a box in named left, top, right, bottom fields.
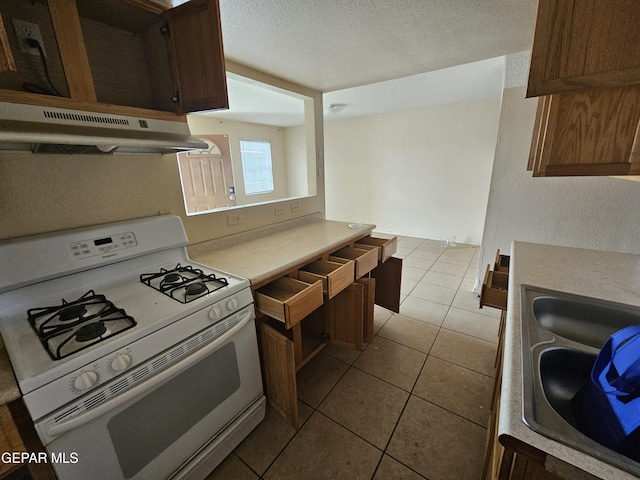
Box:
left=163, top=0, right=228, bottom=115
left=527, top=0, right=640, bottom=98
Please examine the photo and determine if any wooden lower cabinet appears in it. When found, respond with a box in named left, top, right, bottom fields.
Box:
left=483, top=312, right=563, bottom=480
left=255, top=234, right=401, bottom=427
left=0, top=400, right=56, bottom=480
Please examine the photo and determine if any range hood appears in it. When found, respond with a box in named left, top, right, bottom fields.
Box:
left=0, top=102, right=208, bottom=154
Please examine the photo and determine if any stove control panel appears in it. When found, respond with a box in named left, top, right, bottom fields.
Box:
left=208, top=294, right=244, bottom=322
left=69, top=231, right=138, bottom=260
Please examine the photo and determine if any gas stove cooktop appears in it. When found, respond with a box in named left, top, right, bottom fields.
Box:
left=0, top=216, right=252, bottom=398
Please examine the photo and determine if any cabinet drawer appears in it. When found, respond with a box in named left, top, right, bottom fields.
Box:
left=298, top=260, right=355, bottom=299
left=479, top=264, right=508, bottom=310
left=494, top=249, right=510, bottom=273
left=329, top=247, right=378, bottom=278
left=254, top=277, right=323, bottom=329
left=355, top=235, right=397, bottom=263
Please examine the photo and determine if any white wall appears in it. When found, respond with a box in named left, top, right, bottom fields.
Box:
left=476, top=51, right=640, bottom=290
left=324, top=98, right=502, bottom=244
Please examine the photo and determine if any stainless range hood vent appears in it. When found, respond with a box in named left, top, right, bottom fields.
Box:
left=0, top=102, right=208, bottom=155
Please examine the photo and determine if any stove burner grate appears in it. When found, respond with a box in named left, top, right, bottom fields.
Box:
left=27, top=290, right=136, bottom=360
left=140, top=264, right=228, bottom=303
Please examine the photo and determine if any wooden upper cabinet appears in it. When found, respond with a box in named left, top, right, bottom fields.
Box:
left=162, top=0, right=228, bottom=114
left=528, top=85, right=640, bottom=176
left=0, top=0, right=227, bottom=118
left=527, top=0, right=640, bottom=98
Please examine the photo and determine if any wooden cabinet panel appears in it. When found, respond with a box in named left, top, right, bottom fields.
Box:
left=528, top=85, right=640, bottom=176
left=371, top=256, right=402, bottom=313
left=162, top=0, right=228, bottom=114
left=527, top=0, right=640, bottom=98
left=258, top=319, right=299, bottom=428
left=358, top=278, right=375, bottom=344
left=326, top=283, right=364, bottom=350
left=0, top=0, right=228, bottom=118
left=0, top=11, right=16, bottom=73
left=48, top=0, right=96, bottom=102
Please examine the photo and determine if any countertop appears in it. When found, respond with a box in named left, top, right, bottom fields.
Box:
left=0, top=337, right=20, bottom=406
left=188, top=216, right=376, bottom=287
left=502, top=241, right=640, bottom=480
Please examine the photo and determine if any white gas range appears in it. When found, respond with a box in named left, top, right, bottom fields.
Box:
left=0, top=215, right=265, bottom=480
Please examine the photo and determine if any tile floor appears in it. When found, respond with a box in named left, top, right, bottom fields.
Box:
left=207, top=236, right=502, bottom=480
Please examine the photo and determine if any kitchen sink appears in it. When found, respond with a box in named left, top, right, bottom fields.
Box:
left=532, top=295, right=640, bottom=349
left=521, top=285, right=640, bottom=476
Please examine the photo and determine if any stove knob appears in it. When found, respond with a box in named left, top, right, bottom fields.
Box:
left=111, top=354, right=132, bottom=372
left=209, top=306, right=223, bottom=321
left=226, top=297, right=239, bottom=311
left=74, top=371, right=98, bottom=391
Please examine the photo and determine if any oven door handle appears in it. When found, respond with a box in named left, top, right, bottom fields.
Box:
left=46, top=310, right=254, bottom=438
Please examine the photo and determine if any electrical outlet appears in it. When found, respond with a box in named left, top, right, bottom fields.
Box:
left=227, top=214, right=241, bottom=226
left=274, top=206, right=286, bottom=216
left=291, top=203, right=301, bottom=213
left=12, top=18, right=46, bottom=57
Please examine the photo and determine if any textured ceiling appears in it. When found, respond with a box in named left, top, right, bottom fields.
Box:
left=218, top=0, right=536, bottom=91
left=198, top=0, right=538, bottom=125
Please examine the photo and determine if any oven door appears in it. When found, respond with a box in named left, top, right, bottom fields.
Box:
left=40, top=312, right=264, bottom=480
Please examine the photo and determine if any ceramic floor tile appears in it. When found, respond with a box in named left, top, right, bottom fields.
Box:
left=430, top=329, right=496, bottom=376
left=264, top=412, right=382, bottom=480
left=414, top=242, right=445, bottom=253
left=387, top=396, right=486, bottom=480
left=402, top=256, right=436, bottom=270
left=374, top=306, right=393, bottom=334
left=402, top=265, right=428, bottom=282
left=452, top=290, right=502, bottom=318
left=460, top=276, right=476, bottom=291
left=399, top=296, right=449, bottom=326
left=395, top=246, right=414, bottom=258
left=442, top=306, right=500, bottom=343
left=413, top=356, right=492, bottom=427
left=373, top=455, right=427, bottom=480
left=410, top=282, right=457, bottom=306
left=439, top=249, right=476, bottom=264
left=206, top=454, right=258, bottom=480
left=234, top=402, right=312, bottom=475
left=398, top=237, right=425, bottom=248
left=429, top=261, right=469, bottom=276
left=420, top=271, right=463, bottom=290
left=353, top=336, right=427, bottom=391
left=406, top=249, right=442, bottom=261
left=377, top=314, right=439, bottom=353
left=297, top=352, right=349, bottom=407
left=321, top=342, right=363, bottom=365
left=401, top=278, right=418, bottom=295
left=318, top=368, right=409, bottom=449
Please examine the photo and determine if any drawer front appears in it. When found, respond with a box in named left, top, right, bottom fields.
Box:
left=329, top=247, right=378, bottom=278
left=298, top=260, right=355, bottom=299
left=479, top=264, right=508, bottom=310
left=355, top=235, right=398, bottom=263
left=254, top=277, right=324, bottom=328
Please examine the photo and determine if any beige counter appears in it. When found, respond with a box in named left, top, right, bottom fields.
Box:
left=188, top=215, right=376, bottom=286
left=503, top=241, right=640, bottom=480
